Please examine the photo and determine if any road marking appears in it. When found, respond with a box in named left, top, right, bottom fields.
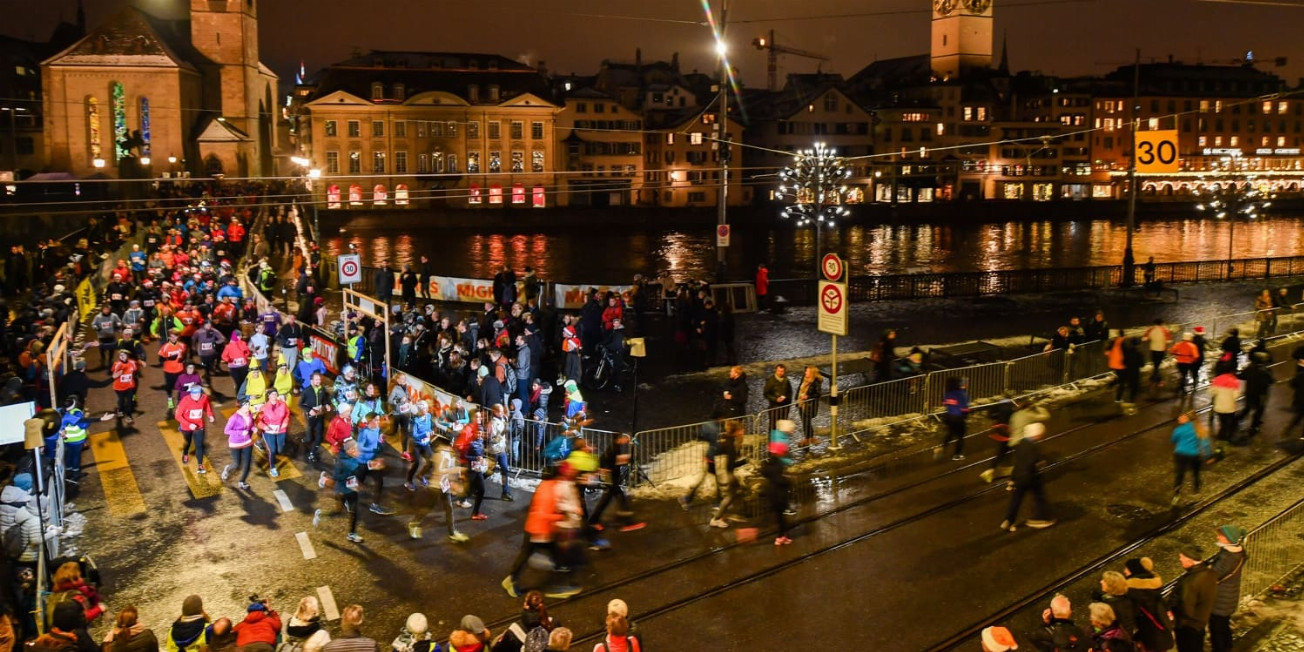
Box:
left=87, top=429, right=147, bottom=517
left=296, top=532, right=317, bottom=560
left=317, top=586, right=340, bottom=621
left=273, top=489, right=293, bottom=512
left=157, top=421, right=223, bottom=499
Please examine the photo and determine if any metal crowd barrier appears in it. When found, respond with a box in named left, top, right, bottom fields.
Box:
left=1238, top=496, right=1304, bottom=601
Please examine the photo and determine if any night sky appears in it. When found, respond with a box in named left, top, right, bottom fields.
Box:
left=8, top=0, right=1304, bottom=93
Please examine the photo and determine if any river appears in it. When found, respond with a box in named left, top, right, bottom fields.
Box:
left=322, top=213, right=1304, bottom=283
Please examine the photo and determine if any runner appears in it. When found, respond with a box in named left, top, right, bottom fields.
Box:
left=257, top=388, right=291, bottom=478
left=222, top=399, right=256, bottom=490
left=175, top=385, right=216, bottom=474
left=111, top=349, right=140, bottom=425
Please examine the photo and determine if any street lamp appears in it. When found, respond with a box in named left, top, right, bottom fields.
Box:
left=776, top=142, right=851, bottom=276
left=1195, top=155, right=1273, bottom=277
left=307, top=168, right=322, bottom=237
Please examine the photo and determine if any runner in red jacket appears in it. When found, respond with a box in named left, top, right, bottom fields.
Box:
left=175, top=385, right=215, bottom=474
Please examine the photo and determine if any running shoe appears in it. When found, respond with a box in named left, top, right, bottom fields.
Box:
left=709, top=518, right=729, bottom=528
left=269, top=467, right=279, bottom=479
left=182, top=454, right=189, bottom=464
left=471, top=513, right=488, bottom=521
left=448, top=531, right=469, bottom=543
left=588, top=538, right=611, bottom=551
left=346, top=532, right=364, bottom=543
left=404, top=482, right=416, bottom=492
left=979, top=468, right=995, bottom=483
left=783, top=508, right=798, bottom=517
left=545, top=586, right=582, bottom=599
left=408, top=523, right=421, bottom=539
left=999, top=520, right=1016, bottom=532
left=400, top=451, right=413, bottom=462
left=952, top=454, right=965, bottom=461
left=501, top=494, right=514, bottom=502
left=1026, top=519, right=1057, bottom=529
left=501, top=576, right=519, bottom=598
left=196, top=464, right=206, bottom=475
left=238, top=482, right=251, bottom=490
left=312, top=509, right=322, bottom=528
left=221, top=465, right=231, bottom=481
left=677, top=496, right=690, bottom=511
left=369, top=503, right=396, bottom=516
left=618, top=522, right=646, bottom=532
left=774, top=536, right=793, bottom=546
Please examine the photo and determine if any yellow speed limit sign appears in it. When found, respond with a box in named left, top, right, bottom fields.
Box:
left=1135, top=130, right=1180, bottom=173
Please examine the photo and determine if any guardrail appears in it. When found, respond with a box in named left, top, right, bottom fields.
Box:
left=1238, top=496, right=1304, bottom=601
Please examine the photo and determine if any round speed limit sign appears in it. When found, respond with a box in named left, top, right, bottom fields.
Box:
left=341, top=260, right=359, bottom=277
left=821, top=253, right=844, bottom=281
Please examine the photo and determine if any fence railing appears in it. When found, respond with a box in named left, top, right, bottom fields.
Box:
left=1239, top=496, right=1304, bottom=601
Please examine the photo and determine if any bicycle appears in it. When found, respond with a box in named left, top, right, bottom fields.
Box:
left=584, top=343, right=637, bottom=391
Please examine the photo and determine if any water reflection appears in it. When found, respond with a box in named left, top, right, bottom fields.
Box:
left=326, top=215, right=1304, bottom=283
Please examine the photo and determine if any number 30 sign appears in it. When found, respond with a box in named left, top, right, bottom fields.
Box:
left=1135, top=130, right=1180, bottom=173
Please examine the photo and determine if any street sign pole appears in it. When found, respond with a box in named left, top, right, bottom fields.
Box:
left=818, top=253, right=847, bottom=452
left=829, top=332, right=839, bottom=452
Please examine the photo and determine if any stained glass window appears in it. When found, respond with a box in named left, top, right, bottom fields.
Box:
left=111, top=82, right=127, bottom=161
left=86, top=97, right=101, bottom=160
left=139, top=97, right=151, bottom=156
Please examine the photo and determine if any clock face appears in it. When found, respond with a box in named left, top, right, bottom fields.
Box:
left=934, top=0, right=957, bottom=15
left=965, top=0, right=991, bottom=13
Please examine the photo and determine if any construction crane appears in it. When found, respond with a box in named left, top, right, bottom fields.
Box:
left=752, top=30, right=831, bottom=91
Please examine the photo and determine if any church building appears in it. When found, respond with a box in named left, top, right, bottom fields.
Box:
left=41, top=0, right=278, bottom=179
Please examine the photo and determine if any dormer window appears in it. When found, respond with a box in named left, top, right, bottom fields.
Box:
left=488, top=60, right=499, bottom=71
left=468, top=84, right=480, bottom=103
left=371, top=83, right=383, bottom=101
left=393, top=83, right=405, bottom=101
left=488, top=85, right=500, bottom=102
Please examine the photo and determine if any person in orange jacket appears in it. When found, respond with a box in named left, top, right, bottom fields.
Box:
left=501, top=461, right=583, bottom=598
left=159, top=331, right=188, bottom=409
left=111, top=349, right=139, bottom=424
left=221, top=332, right=253, bottom=396
left=175, top=385, right=216, bottom=473
left=1170, top=332, right=1203, bottom=394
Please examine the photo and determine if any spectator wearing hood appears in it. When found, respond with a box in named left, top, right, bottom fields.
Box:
left=0, top=474, right=41, bottom=565
left=165, top=595, right=210, bottom=652
left=233, top=598, right=281, bottom=650
left=447, top=615, right=490, bottom=652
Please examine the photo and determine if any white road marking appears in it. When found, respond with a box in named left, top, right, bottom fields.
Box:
left=296, top=532, right=317, bottom=560
left=317, top=585, right=340, bottom=621
left=273, top=489, right=294, bottom=512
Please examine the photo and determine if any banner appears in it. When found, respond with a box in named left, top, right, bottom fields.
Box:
left=395, top=370, right=474, bottom=418
left=308, top=330, right=342, bottom=375
left=424, top=275, right=497, bottom=304
left=553, top=283, right=634, bottom=310
left=75, top=278, right=96, bottom=321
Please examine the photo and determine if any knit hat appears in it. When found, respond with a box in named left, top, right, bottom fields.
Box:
left=477, top=365, right=490, bottom=378
left=189, top=384, right=204, bottom=395
left=607, top=599, right=628, bottom=617
left=459, top=615, right=486, bottom=635
left=1194, top=326, right=1205, bottom=334
left=1179, top=543, right=1205, bottom=561
left=405, top=613, right=428, bottom=635
left=776, top=419, right=797, bottom=434
left=981, top=626, right=1018, bottom=652
left=1218, top=525, right=1247, bottom=545
left=1124, top=557, right=1154, bottom=577
left=182, top=595, right=204, bottom=616
left=11, top=473, right=33, bottom=492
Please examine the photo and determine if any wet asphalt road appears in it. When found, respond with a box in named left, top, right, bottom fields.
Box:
left=64, top=312, right=1304, bottom=649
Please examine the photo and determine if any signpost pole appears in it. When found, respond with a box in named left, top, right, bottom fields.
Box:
left=818, top=253, right=847, bottom=453
left=828, top=334, right=840, bottom=452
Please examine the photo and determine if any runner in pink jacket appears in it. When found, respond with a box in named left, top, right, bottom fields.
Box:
left=257, top=388, right=292, bottom=479
left=175, top=385, right=215, bottom=474
left=223, top=400, right=256, bottom=490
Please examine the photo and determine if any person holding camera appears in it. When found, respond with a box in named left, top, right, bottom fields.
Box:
left=233, top=596, right=281, bottom=652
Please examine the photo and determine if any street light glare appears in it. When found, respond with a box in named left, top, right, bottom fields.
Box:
left=715, top=39, right=728, bottom=57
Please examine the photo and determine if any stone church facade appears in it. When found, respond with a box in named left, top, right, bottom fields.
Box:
left=42, top=0, right=278, bottom=179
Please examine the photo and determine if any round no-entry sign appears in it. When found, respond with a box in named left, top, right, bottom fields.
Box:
left=821, top=253, right=844, bottom=281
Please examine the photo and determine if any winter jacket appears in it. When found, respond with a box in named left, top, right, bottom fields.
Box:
left=221, top=339, right=252, bottom=369
left=943, top=388, right=970, bottom=419
left=1170, top=340, right=1200, bottom=365
left=525, top=478, right=564, bottom=540
left=355, top=426, right=381, bottom=463
left=297, top=357, right=327, bottom=390
left=1107, top=337, right=1126, bottom=370
left=301, top=386, right=331, bottom=420
left=258, top=400, right=291, bottom=435
left=1010, top=436, right=1044, bottom=489
left=223, top=411, right=255, bottom=448
left=174, top=394, right=213, bottom=431
left=1210, top=545, right=1246, bottom=617
left=1170, top=422, right=1212, bottom=458
left=0, top=485, right=41, bottom=562
left=174, top=373, right=203, bottom=395
left=1091, top=623, right=1132, bottom=651
left=1125, top=575, right=1174, bottom=651
left=233, top=609, right=281, bottom=647
left=1028, top=618, right=1092, bottom=652
left=192, top=328, right=225, bottom=359
left=1209, top=373, right=1241, bottom=414
left=412, top=413, right=433, bottom=446
left=763, top=374, right=792, bottom=407
left=108, top=624, right=160, bottom=652
left=1238, top=363, right=1274, bottom=398
left=165, top=616, right=209, bottom=652
left=326, top=416, right=353, bottom=453
left=1169, top=562, right=1218, bottom=630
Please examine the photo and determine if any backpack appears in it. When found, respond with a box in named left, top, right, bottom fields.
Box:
left=503, top=363, right=518, bottom=395
left=522, top=627, right=549, bottom=652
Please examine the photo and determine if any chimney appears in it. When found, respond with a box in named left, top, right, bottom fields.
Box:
left=671, top=52, right=680, bottom=72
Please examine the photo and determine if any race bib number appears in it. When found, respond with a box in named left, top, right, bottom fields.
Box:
left=265, top=425, right=282, bottom=433
left=231, top=357, right=246, bottom=367
left=286, top=338, right=298, bottom=346
left=345, top=476, right=359, bottom=490
left=200, top=343, right=214, bottom=352
left=188, top=409, right=203, bottom=420
left=119, top=374, right=133, bottom=384
left=143, top=300, right=155, bottom=307
left=111, top=293, right=123, bottom=301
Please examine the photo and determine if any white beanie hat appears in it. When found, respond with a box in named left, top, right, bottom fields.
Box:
left=405, top=613, right=428, bottom=635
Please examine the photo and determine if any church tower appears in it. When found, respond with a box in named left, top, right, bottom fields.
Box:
left=189, top=0, right=264, bottom=173
left=930, top=0, right=994, bottom=81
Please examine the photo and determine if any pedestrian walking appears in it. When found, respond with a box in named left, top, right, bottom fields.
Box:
left=1237, top=353, right=1272, bottom=438
left=1143, top=319, right=1172, bottom=386
left=1168, top=545, right=1217, bottom=652
left=937, top=376, right=970, bottom=461
left=1170, top=333, right=1201, bottom=394
left=708, top=419, right=744, bottom=529
left=1209, top=367, right=1241, bottom=441
left=1000, top=422, right=1055, bottom=531
left=1208, top=525, right=1246, bottom=652
left=407, top=437, right=467, bottom=543
left=589, top=433, right=645, bottom=533
left=762, top=364, right=792, bottom=433
left=175, top=385, right=215, bottom=474
left=221, top=399, right=256, bottom=490
left=1171, top=412, right=1212, bottom=506
left=762, top=440, right=794, bottom=546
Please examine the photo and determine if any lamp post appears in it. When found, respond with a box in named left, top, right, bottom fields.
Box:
left=308, top=167, right=322, bottom=239
left=1195, top=155, right=1272, bottom=278
left=777, top=142, right=851, bottom=451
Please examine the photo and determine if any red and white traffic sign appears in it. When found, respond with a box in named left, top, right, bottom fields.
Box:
left=716, top=224, right=731, bottom=247
left=338, top=253, right=362, bottom=285
left=821, top=253, right=844, bottom=282
left=818, top=280, right=848, bottom=336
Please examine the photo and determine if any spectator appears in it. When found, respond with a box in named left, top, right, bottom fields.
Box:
left=591, top=614, right=640, bottom=652
left=754, top=264, right=769, bottom=312
left=1168, top=545, right=1217, bottom=652
left=447, top=615, right=491, bottom=652
left=1090, top=571, right=1136, bottom=638
left=389, top=613, right=430, bottom=652
left=47, top=562, right=104, bottom=630
left=234, top=597, right=281, bottom=651
left=489, top=590, right=552, bottom=652
left=206, top=619, right=237, bottom=652
left=605, top=600, right=642, bottom=647
left=545, top=628, right=572, bottom=651
left=1088, top=603, right=1132, bottom=650
left=35, top=600, right=94, bottom=652
left=101, top=606, right=159, bottom=652
left=980, top=626, right=1018, bottom=652
left=1120, top=557, right=1173, bottom=652
left=1209, top=525, right=1247, bottom=652
left=1028, top=594, right=1091, bottom=652
left=0, top=474, right=42, bottom=568
left=285, top=597, right=331, bottom=652
left=762, top=364, right=792, bottom=433
left=322, top=604, right=380, bottom=652
left=164, top=595, right=209, bottom=652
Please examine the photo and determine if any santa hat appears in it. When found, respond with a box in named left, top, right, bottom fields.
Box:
left=981, top=626, right=1017, bottom=652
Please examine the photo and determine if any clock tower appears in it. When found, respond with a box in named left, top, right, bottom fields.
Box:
left=931, top=0, right=994, bottom=81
